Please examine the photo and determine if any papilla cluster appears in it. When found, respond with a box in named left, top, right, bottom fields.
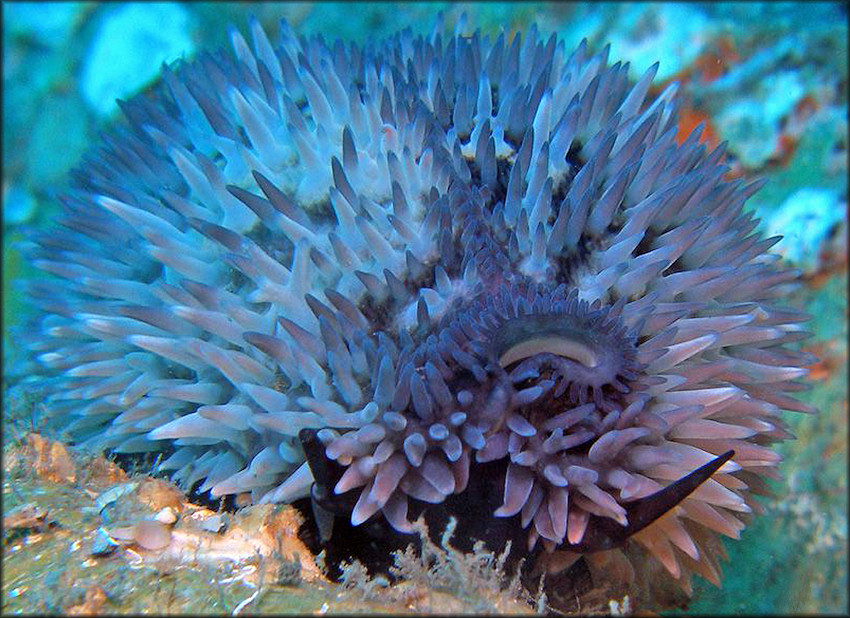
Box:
left=20, top=15, right=815, bottom=597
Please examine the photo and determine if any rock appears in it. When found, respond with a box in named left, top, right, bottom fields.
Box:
left=95, top=482, right=139, bottom=513
left=609, top=4, right=713, bottom=81
left=80, top=3, right=195, bottom=116
left=760, top=71, right=806, bottom=126
left=90, top=527, right=120, bottom=557
left=764, top=187, right=845, bottom=272
left=134, top=477, right=184, bottom=512
left=25, top=94, right=90, bottom=186
left=131, top=520, right=172, bottom=551
left=274, top=553, right=303, bottom=587
left=4, top=503, right=52, bottom=532
left=4, top=2, right=87, bottom=46
left=2, top=183, right=37, bottom=226
left=66, top=585, right=108, bottom=615
left=81, top=455, right=129, bottom=487
left=715, top=99, right=780, bottom=168
left=154, top=507, right=178, bottom=525
left=24, top=434, right=77, bottom=484
left=198, top=513, right=228, bottom=534
left=103, top=525, right=135, bottom=543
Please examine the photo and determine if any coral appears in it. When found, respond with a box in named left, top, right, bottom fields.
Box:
left=606, top=4, right=713, bottom=81
left=19, top=13, right=815, bottom=603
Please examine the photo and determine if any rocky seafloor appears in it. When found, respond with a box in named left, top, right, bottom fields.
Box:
left=3, top=2, right=847, bottom=614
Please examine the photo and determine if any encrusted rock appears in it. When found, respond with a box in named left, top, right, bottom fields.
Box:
left=131, top=519, right=172, bottom=551
left=24, top=434, right=76, bottom=484
left=3, top=502, right=53, bottom=532
left=90, top=527, right=120, bottom=557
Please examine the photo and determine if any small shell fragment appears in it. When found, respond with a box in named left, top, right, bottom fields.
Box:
left=154, top=507, right=178, bottom=525
left=104, top=525, right=135, bottom=542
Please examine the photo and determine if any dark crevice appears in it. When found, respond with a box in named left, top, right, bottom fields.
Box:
left=245, top=222, right=295, bottom=269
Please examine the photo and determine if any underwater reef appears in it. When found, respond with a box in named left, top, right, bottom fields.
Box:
left=4, top=3, right=846, bottom=615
